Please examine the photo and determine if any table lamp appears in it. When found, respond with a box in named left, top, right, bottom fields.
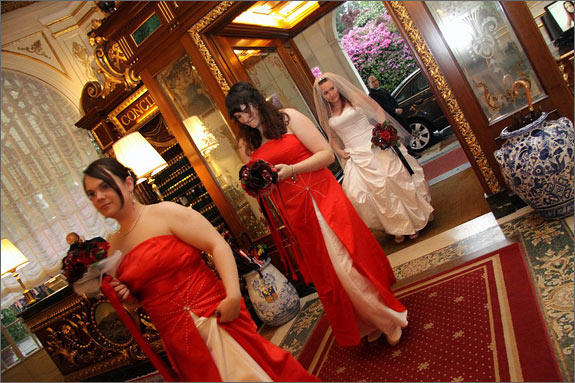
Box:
left=113, top=131, right=168, bottom=201
left=184, top=116, right=219, bottom=156
left=1, top=238, right=37, bottom=305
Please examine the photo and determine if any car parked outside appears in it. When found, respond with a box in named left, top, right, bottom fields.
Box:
left=391, top=68, right=450, bottom=152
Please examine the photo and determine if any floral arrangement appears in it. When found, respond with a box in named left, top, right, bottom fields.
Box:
left=222, top=231, right=267, bottom=276
left=62, top=239, right=109, bottom=284
left=371, top=120, right=400, bottom=150
left=239, top=159, right=278, bottom=198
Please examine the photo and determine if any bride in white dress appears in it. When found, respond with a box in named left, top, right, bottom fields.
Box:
left=313, top=72, right=434, bottom=243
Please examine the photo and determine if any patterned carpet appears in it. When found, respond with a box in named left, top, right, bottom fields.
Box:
left=280, top=211, right=573, bottom=381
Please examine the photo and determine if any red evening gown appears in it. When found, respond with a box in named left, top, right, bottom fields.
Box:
left=115, top=235, right=317, bottom=382
left=251, top=134, right=407, bottom=347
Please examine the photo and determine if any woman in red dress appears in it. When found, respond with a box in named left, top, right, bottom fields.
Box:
left=226, top=82, right=408, bottom=347
left=82, top=157, right=317, bottom=382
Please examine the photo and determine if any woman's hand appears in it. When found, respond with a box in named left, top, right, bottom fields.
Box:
left=337, top=148, right=351, bottom=160
left=215, top=295, right=241, bottom=323
left=274, top=163, right=293, bottom=182
left=108, top=277, right=139, bottom=305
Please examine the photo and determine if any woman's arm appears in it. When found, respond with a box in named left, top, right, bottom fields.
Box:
left=327, top=128, right=350, bottom=161
left=237, top=138, right=252, bottom=164
left=275, top=108, right=335, bottom=182
left=355, top=91, right=388, bottom=123
left=163, top=202, right=241, bottom=322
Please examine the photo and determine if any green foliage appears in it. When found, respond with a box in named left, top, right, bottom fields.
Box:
left=352, top=1, right=388, bottom=28
left=2, top=306, right=30, bottom=345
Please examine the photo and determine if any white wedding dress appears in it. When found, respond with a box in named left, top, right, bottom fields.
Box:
left=329, top=106, right=434, bottom=236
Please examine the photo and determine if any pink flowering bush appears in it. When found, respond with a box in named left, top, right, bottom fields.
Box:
left=341, top=14, right=417, bottom=92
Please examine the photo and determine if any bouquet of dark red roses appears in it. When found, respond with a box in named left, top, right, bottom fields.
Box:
left=371, top=120, right=414, bottom=175
left=239, top=159, right=278, bottom=198
left=371, top=120, right=400, bottom=150
left=62, top=239, right=109, bottom=284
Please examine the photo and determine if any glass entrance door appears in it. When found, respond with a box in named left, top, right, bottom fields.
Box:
left=228, top=39, right=343, bottom=180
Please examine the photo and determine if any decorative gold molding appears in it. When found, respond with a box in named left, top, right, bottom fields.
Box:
left=189, top=1, right=234, bottom=94
left=27, top=294, right=86, bottom=330
left=52, top=24, right=80, bottom=38
left=158, top=1, right=175, bottom=23
left=86, top=37, right=140, bottom=99
left=388, top=1, right=502, bottom=194
left=45, top=2, right=84, bottom=26
left=2, top=31, right=70, bottom=79
left=78, top=6, right=98, bottom=27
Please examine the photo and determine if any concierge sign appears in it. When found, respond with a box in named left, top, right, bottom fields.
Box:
left=109, top=86, right=159, bottom=134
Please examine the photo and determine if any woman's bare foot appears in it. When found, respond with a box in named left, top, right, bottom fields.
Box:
left=408, top=231, right=419, bottom=240
left=394, top=235, right=405, bottom=244
left=367, top=330, right=383, bottom=343
left=385, top=327, right=402, bottom=346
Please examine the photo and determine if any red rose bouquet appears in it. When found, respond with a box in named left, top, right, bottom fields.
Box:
left=371, top=120, right=414, bottom=175
left=371, top=120, right=400, bottom=150
left=62, top=239, right=109, bottom=284
left=239, top=159, right=278, bottom=198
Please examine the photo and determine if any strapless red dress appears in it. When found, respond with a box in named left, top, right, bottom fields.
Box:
left=252, top=134, right=406, bottom=346
left=116, top=235, right=317, bottom=382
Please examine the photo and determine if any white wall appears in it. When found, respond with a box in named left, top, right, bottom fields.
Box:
left=293, top=6, right=366, bottom=92
left=1, top=1, right=105, bottom=109
left=1, top=349, right=63, bottom=382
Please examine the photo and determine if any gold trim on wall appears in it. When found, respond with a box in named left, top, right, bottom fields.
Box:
left=388, top=1, right=502, bottom=194
left=2, top=31, right=71, bottom=79
left=188, top=1, right=234, bottom=94
left=52, top=24, right=80, bottom=38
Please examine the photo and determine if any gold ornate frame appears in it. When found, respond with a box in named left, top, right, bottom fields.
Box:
left=186, top=1, right=502, bottom=194
left=188, top=1, right=234, bottom=94
left=387, top=1, right=502, bottom=194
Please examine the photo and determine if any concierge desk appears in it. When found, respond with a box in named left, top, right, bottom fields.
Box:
left=18, top=286, right=165, bottom=381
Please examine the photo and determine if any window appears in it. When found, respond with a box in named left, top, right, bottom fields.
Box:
left=1, top=71, right=117, bottom=309
left=1, top=305, right=40, bottom=370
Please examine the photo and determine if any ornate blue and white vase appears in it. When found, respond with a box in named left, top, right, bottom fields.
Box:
left=242, top=259, right=300, bottom=326
left=494, top=113, right=574, bottom=219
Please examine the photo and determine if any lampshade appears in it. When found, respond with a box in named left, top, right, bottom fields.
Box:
left=1, top=238, right=29, bottom=275
left=184, top=116, right=219, bottom=156
left=113, top=132, right=167, bottom=179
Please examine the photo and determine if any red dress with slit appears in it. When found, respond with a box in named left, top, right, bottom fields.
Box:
left=116, top=235, right=316, bottom=382
left=251, top=134, right=407, bottom=346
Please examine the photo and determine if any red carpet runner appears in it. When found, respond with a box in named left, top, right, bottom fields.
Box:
left=298, top=243, right=562, bottom=382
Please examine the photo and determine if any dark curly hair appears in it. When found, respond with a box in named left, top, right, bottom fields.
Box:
left=83, top=157, right=137, bottom=207
left=225, top=82, right=290, bottom=152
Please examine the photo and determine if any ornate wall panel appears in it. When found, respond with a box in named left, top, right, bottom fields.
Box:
left=387, top=1, right=502, bottom=194
left=188, top=1, right=234, bottom=94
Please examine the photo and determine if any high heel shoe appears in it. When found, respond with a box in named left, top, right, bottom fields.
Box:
left=367, top=330, right=383, bottom=343
left=394, top=235, right=405, bottom=244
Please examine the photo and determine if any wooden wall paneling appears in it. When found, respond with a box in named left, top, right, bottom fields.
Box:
left=139, top=67, right=245, bottom=237
left=132, top=34, right=188, bottom=77
left=201, top=1, right=256, bottom=35
left=276, top=40, right=316, bottom=112
left=389, top=1, right=505, bottom=194
left=501, top=2, right=574, bottom=119
left=212, top=35, right=253, bottom=86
